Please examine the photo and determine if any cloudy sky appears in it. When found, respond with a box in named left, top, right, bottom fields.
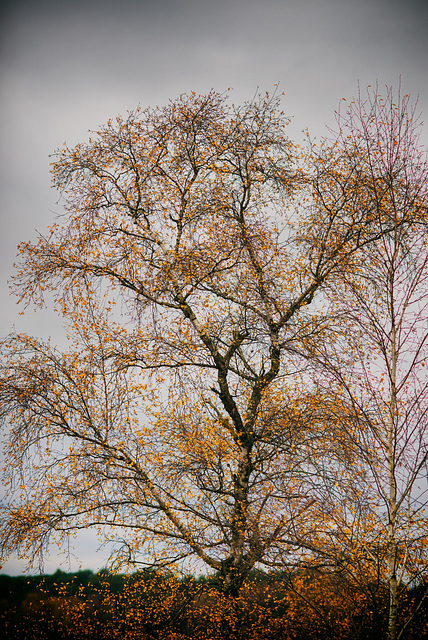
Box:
left=1, top=0, right=427, bottom=574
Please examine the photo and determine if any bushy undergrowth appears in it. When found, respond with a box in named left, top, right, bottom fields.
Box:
left=1, top=568, right=427, bottom=639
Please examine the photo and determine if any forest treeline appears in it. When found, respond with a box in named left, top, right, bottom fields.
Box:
left=1, top=568, right=427, bottom=639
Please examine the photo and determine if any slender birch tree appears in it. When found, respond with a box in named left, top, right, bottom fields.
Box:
left=312, top=86, right=428, bottom=640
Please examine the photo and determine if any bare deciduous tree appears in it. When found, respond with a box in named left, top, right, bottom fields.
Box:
left=0, top=87, right=426, bottom=607
left=311, top=86, right=428, bottom=640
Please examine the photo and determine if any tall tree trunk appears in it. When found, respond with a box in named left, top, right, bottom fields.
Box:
left=222, top=443, right=253, bottom=597
left=387, top=300, right=398, bottom=640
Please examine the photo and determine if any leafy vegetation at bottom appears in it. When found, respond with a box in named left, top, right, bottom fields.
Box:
left=1, top=568, right=427, bottom=640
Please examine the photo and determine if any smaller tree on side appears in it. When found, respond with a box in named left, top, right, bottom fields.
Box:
left=311, top=86, right=428, bottom=640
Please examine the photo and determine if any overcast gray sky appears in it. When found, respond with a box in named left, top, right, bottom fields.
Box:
left=1, top=0, right=427, bottom=574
